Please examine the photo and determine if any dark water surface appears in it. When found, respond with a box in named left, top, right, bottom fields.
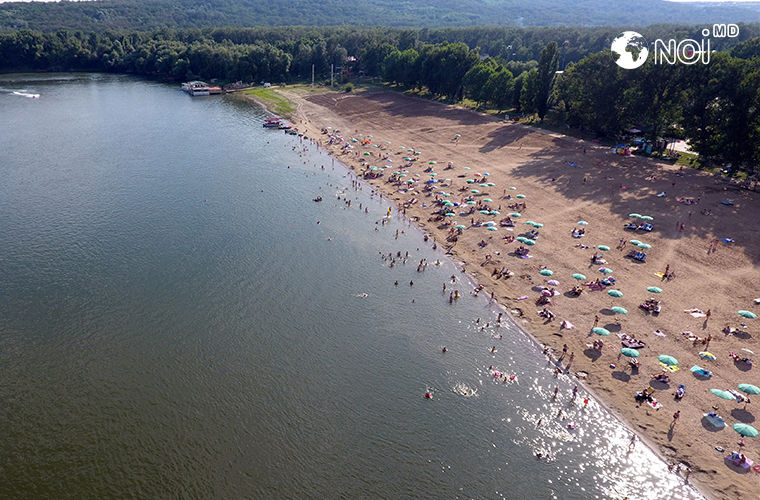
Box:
left=0, top=74, right=701, bottom=499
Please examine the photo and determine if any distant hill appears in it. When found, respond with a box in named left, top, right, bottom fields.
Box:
left=2, top=0, right=760, bottom=31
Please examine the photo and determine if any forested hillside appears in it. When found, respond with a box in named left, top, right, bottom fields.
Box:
left=2, top=0, right=760, bottom=32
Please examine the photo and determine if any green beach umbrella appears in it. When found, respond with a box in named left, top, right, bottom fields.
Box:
left=640, top=215, right=654, bottom=221
left=516, top=236, right=528, bottom=243
left=487, top=182, right=496, bottom=187
left=525, top=221, right=536, bottom=225
left=533, top=223, right=543, bottom=228
left=573, top=273, right=587, bottom=280
left=734, top=423, right=759, bottom=438
left=490, top=211, right=500, bottom=215
left=466, top=179, right=475, bottom=183
left=442, top=201, right=454, bottom=207
left=597, top=245, right=611, bottom=251
left=739, top=384, right=760, bottom=395
left=593, top=327, right=610, bottom=336
left=429, top=161, right=436, bottom=165
left=621, top=348, right=640, bottom=358
left=445, top=212, right=455, bottom=217
left=479, top=210, right=490, bottom=214
left=466, top=200, right=476, bottom=205
left=608, top=289, right=623, bottom=297
left=509, top=186, right=516, bottom=190
left=738, top=310, right=757, bottom=319
left=480, top=183, right=489, bottom=187
left=464, top=167, right=471, bottom=170
left=611, top=306, right=628, bottom=315
left=599, top=267, right=614, bottom=274
left=471, top=189, right=480, bottom=194
left=711, top=389, right=736, bottom=400
left=524, top=239, right=536, bottom=245
left=629, top=213, right=641, bottom=218
left=647, top=286, right=663, bottom=293
left=638, top=243, right=652, bottom=249
left=363, top=152, right=370, bottom=156
left=630, top=240, right=641, bottom=246
left=441, top=192, right=451, bottom=197
left=539, top=269, right=554, bottom=276
left=455, top=134, right=460, bottom=137
left=658, top=355, right=678, bottom=366
left=516, top=194, right=526, bottom=199
left=483, top=198, right=493, bottom=202
left=455, top=224, right=466, bottom=229
left=487, top=226, right=498, bottom=231
left=509, top=213, right=521, bottom=217
left=399, top=174, right=407, bottom=177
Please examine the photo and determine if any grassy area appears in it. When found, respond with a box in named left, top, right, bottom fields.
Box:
left=239, top=87, right=296, bottom=117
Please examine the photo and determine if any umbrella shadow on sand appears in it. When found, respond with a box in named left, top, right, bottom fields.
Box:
left=724, top=457, right=752, bottom=474
left=603, top=323, right=622, bottom=332
left=734, top=360, right=753, bottom=372
left=583, top=348, right=601, bottom=362
left=612, top=371, right=631, bottom=382
left=599, top=308, right=616, bottom=316
left=649, top=379, right=670, bottom=390
left=733, top=331, right=752, bottom=340
left=731, top=408, right=756, bottom=423
left=700, top=416, right=724, bottom=432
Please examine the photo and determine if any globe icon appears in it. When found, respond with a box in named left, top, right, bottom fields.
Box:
left=611, top=31, right=649, bottom=69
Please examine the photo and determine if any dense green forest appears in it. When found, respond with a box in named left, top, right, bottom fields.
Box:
left=1, top=25, right=759, bottom=173
left=3, top=0, right=760, bottom=32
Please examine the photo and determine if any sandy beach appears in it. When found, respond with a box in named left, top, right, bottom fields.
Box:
left=257, top=88, right=759, bottom=499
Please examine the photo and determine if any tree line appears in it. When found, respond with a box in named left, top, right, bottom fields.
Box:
left=1, top=27, right=758, bottom=172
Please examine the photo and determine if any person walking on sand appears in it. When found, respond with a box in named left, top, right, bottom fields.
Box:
left=705, top=309, right=711, bottom=322
left=671, top=410, right=680, bottom=429
left=593, top=315, right=599, bottom=328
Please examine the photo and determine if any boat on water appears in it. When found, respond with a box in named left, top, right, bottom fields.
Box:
left=263, top=118, right=282, bottom=128
left=182, top=81, right=210, bottom=96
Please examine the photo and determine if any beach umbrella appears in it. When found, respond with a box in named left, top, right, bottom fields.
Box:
left=524, top=239, right=536, bottom=245
left=429, top=161, right=436, bottom=165
left=479, top=210, right=490, bottom=214
left=738, top=310, right=757, bottom=319
left=483, top=198, right=493, bottom=202
left=407, top=180, right=414, bottom=184
left=480, top=183, right=489, bottom=187
left=640, top=215, right=654, bottom=221
left=629, top=213, right=642, bottom=218
left=516, top=236, right=528, bottom=243
left=621, top=348, right=640, bottom=358
left=658, top=355, right=678, bottom=366
left=516, top=194, right=526, bottom=199
left=699, top=351, right=717, bottom=361
left=741, top=349, right=755, bottom=357
left=509, top=213, right=521, bottom=217
left=593, top=327, right=610, bottom=336
left=471, top=189, right=480, bottom=194
left=608, top=289, right=623, bottom=297
left=404, top=157, right=412, bottom=161
left=442, top=201, right=454, bottom=207
left=547, top=280, right=560, bottom=286
left=711, top=389, right=736, bottom=400
left=573, top=273, right=587, bottom=280
left=466, top=179, right=475, bottom=183
left=539, top=269, right=554, bottom=276
left=464, top=167, right=471, bottom=170
left=466, top=200, right=476, bottom=205
left=630, top=240, right=641, bottom=246
left=487, top=226, right=497, bottom=231
left=487, top=182, right=496, bottom=187
left=533, top=223, right=543, bottom=228
left=739, top=384, right=760, bottom=395
left=733, top=423, right=759, bottom=438
left=455, top=134, right=461, bottom=137
left=429, top=172, right=437, bottom=176
left=637, top=243, right=652, bottom=249
left=455, top=224, right=466, bottom=229
left=647, top=286, right=663, bottom=293
left=578, top=221, right=589, bottom=226
left=441, top=192, right=451, bottom=197
left=445, top=212, right=455, bottom=217
left=611, top=306, right=628, bottom=315
left=490, top=211, right=500, bottom=215
left=599, top=267, right=614, bottom=274
left=509, top=186, right=516, bottom=190
left=525, top=221, right=536, bottom=225
left=363, top=152, right=370, bottom=155
left=597, top=245, right=611, bottom=251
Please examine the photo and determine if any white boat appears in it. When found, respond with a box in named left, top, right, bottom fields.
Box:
left=182, top=81, right=210, bottom=96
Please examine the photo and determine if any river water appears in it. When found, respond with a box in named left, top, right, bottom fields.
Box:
left=0, top=74, right=702, bottom=499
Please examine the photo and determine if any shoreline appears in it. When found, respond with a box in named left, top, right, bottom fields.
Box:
left=243, top=87, right=756, bottom=499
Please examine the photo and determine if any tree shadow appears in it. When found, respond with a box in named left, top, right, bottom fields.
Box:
left=730, top=408, right=756, bottom=423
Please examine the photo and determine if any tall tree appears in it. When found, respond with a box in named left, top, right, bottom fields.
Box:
left=535, top=41, right=559, bottom=121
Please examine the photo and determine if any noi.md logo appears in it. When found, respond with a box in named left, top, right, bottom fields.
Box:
left=611, top=25, right=740, bottom=69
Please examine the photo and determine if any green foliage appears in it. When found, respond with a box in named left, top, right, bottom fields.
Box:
left=520, top=68, right=538, bottom=115
left=241, top=87, right=295, bottom=115
left=535, top=41, right=558, bottom=120
left=344, top=82, right=354, bottom=92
